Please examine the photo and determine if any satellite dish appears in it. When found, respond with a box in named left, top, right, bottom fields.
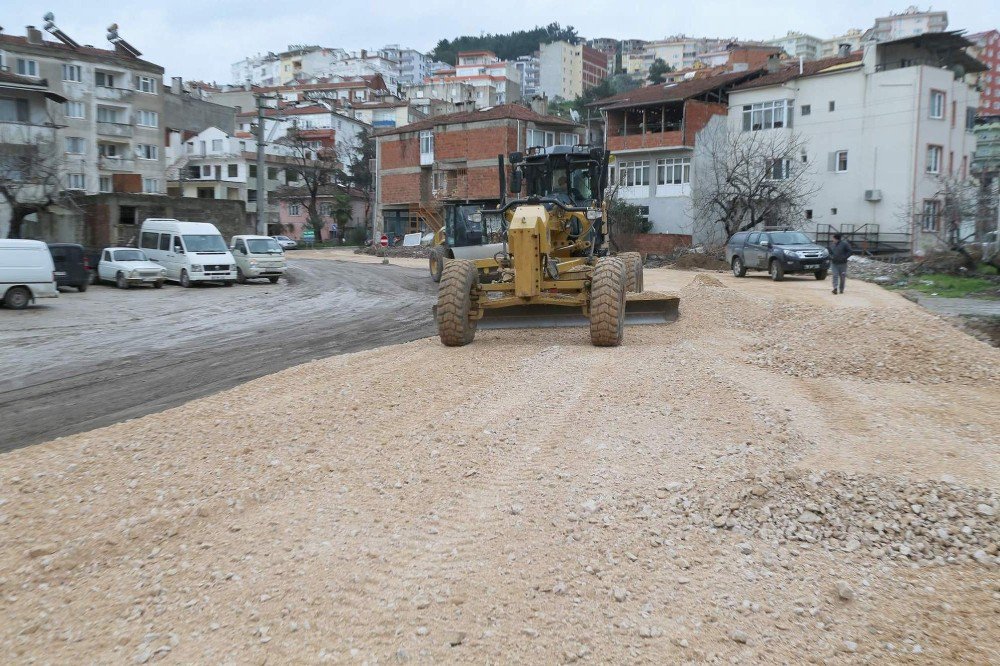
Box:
left=570, top=109, right=580, bottom=122
left=43, top=12, right=55, bottom=22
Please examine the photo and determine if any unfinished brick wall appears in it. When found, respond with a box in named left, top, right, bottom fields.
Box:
left=380, top=135, right=419, bottom=170
left=436, top=126, right=517, bottom=162
left=682, top=100, right=728, bottom=144
left=381, top=172, right=422, bottom=205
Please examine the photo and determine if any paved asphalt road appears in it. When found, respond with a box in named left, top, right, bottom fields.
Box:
left=0, top=258, right=436, bottom=452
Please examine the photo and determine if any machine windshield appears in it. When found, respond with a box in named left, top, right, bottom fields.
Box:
left=247, top=238, right=283, bottom=254
left=182, top=234, right=228, bottom=252
left=113, top=249, right=147, bottom=262
left=768, top=232, right=812, bottom=245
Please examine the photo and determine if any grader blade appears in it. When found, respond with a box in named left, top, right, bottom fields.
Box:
left=476, top=292, right=679, bottom=330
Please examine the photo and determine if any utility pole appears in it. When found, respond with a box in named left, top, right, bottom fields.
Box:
left=255, top=93, right=269, bottom=235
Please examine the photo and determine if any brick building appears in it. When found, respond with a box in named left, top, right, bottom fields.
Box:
left=968, top=30, right=999, bottom=116
left=375, top=104, right=581, bottom=237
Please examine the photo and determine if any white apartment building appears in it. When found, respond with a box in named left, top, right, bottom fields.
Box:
left=379, top=45, right=432, bottom=86
left=725, top=33, right=982, bottom=251
left=414, top=51, right=521, bottom=108
left=820, top=29, right=864, bottom=58
left=765, top=31, right=823, bottom=61
left=0, top=22, right=167, bottom=199
left=231, top=53, right=281, bottom=86
left=639, top=37, right=731, bottom=74
left=538, top=41, right=607, bottom=101
left=867, top=8, right=948, bottom=42
left=514, top=55, right=540, bottom=98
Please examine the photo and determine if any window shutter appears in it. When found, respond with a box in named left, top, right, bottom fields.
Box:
left=827, top=152, right=836, bottom=172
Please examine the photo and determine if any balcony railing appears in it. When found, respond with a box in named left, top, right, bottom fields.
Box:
left=94, top=86, right=135, bottom=102
left=96, top=122, right=134, bottom=138
left=0, top=121, right=58, bottom=144
left=98, top=156, right=136, bottom=171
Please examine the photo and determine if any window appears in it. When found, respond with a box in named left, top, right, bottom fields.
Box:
left=211, top=139, right=223, bottom=152
left=618, top=160, right=650, bottom=187
left=832, top=150, right=848, bottom=172
left=526, top=128, right=555, bottom=147
left=247, top=189, right=258, bottom=202
left=419, top=130, right=434, bottom=154
left=559, top=132, right=580, bottom=146
left=0, top=97, right=30, bottom=122
left=62, top=64, right=82, bottom=82
left=766, top=158, right=791, bottom=180
left=65, top=137, right=85, bottom=154
left=926, top=145, right=942, bottom=174
left=929, top=90, right=945, bottom=119
left=95, top=72, right=115, bottom=88
left=202, top=165, right=212, bottom=177
left=741, top=100, right=792, bottom=131
left=288, top=203, right=301, bottom=215
left=99, top=143, right=119, bottom=157
left=432, top=170, right=447, bottom=192
left=828, top=101, right=835, bottom=112
left=656, top=157, right=690, bottom=185
left=137, top=76, right=156, bottom=93
left=801, top=104, right=811, bottom=116
left=805, top=209, right=813, bottom=220
left=249, top=165, right=257, bottom=178
left=922, top=199, right=940, bottom=231
left=67, top=173, right=86, bottom=190
left=136, top=144, right=158, bottom=160
left=227, top=164, right=238, bottom=178
left=137, top=110, right=158, bottom=127
left=142, top=178, right=160, bottom=194
left=64, top=101, right=85, bottom=119
left=99, top=176, right=112, bottom=193
left=187, top=165, right=201, bottom=179
left=831, top=208, right=838, bottom=215
left=159, top=233, right=171, bottom=251
left=320, top=203, right=333, bottom=217
left=97, top=106, right=120, bottom=123
left=966, top=107, right=977, bottom=131
left=141, top=231, right=158, bottom=248
left=267, top=167, right=278, bottom=180
left=16, top=59, right=38, bottom=77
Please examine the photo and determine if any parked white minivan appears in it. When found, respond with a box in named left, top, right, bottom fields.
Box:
left=230, top=235, right=286, bottom=284
left=138, top=219, right=237, bottom=287
left=0, top=239, right=59, bottom=309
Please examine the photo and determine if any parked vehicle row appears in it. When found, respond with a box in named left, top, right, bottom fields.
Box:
left=1, top=220, right=289, bottom=309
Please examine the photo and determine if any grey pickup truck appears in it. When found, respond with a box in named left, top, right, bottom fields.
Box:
left=726, top=230, right=830, bottom=281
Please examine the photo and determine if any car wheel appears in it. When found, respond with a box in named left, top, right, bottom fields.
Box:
left=814, top=269, right=828, bottom=281
left=732, top=256, right=746, bottom=277
left=268, top=276, right=279, bottom=284
left=769, top=260, right=785, bottom=281
left=153, top=281, right=164, bottom=289
left=179, top=270, right=191, bottom=288
left=90, top=270, right=99, bottom=285
left=236, top=267, right=247, bottom=285
left=4, top=286, right=31, bottom=310
left=116, top=272, right=129, bottom=289
left=223, top=281, right=234, bottom=287
left=77, top=279, right=88, bottom=293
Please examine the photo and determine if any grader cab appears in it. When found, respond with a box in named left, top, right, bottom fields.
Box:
left=435, top=144, right=679, bottom=347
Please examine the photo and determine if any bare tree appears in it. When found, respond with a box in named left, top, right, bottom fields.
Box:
left=274, top=129, right=342, bottom=242
left=336, top=129, right=374, bottom=228
left=909, top=174, right=1000, bottom=272
left=691, top=116, right=819, bottom=243
left=0, top=132, right=66, bottom=239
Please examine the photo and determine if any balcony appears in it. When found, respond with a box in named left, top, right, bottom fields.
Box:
left=0, top=121, right=58, bottom=145
left=96, top=122, right=134, bottom=138
left=98, top=156, right=136, bottom=171
left=94, top=86, right=135, bottom=102
left=608, top=130, right=683, bottom=152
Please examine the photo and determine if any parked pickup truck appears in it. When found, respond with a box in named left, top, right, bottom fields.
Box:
left=726, top=230, right=830, bottom=281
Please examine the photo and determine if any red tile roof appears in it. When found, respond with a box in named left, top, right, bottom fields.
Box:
left=730, top=54, right=863, bottom=91
left=596, top=69, right=765, bottom=110
left=375, top=104, right=578, bottom=137
left=0, top=34, right=162, bottom=72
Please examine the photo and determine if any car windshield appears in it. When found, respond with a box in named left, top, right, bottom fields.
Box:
left=769, top=232, right=812, bottom=245
left=114, top=249, right=147, bottom=262
left=275, top=236, right=290, bottom=241
left=182, top=234, right=228, bottom=252
left=247, top=238, right=283, bottom=254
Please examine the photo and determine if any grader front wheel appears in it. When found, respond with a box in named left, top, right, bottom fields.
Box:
left=436, top=259, right=479, bottom=346
left=620, top=252, right=643, bottom=293
left=589, top=257, right=627, bottom=347
left=429, top=246, right=445, bottom=283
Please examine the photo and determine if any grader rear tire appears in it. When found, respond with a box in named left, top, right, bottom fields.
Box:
left=429, top=247, right=445, bottom=283
left=620, top=251, right=643, bottom=293
left=589, top=256, right=627, bottom=347
left=437, top=259, right=479, bottom=346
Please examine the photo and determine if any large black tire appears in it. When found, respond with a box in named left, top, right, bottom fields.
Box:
left=815, top=269, right=828, bottom=281
left=153, top=281, right=164, bottom=289
left=77, top=279, right=88, bottom=293
left=619, top=251, right=643, bottom=293
left=732, top=256, right=747, bottom=277
left=4, top=286, right=31, bottom=310
left=268, top=276, right=280, bottom=284
left=116, top=272, right=129, bottom=290
left=429, top=247, right=445, bottom=283
left=589, top=256, right=627, bottom=347
left=769, top=260, right=785, bottom=281
left=236, top=267, right=247, bottom=285
left=179, top=270, right=191, bottom=288
left=437, top=260, right=479, bottom=346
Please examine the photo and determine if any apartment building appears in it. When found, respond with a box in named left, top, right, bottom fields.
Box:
left=765, top=31, right=823, bottom=61
left=726, top=32, right=982, bottom=251
left=415, top=51, right=521, bottom=108
left=378, top=44, right=432, bottom=86
left=375, top=104, right=581, bottom=238
left=231, top=52, right=282, bottom=86
left=820, top=29, right=865, bottom=58
left=514, top=55, right=541, bottom=98
left=234, top=104, right=369, bottom=170
left=349, top=99, right=425, bottom=129
left=597, top=70, right=764, bottom=237
left=538, top=41, right=608, bottom=101
left=867, top=8, right=948, bottom=42
left=968, top=30, right=1000, bottom=115
left=0, top=22, right=167, bottom=198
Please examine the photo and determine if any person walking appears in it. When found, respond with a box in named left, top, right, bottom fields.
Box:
left=830, top=233, right=853, bottom=294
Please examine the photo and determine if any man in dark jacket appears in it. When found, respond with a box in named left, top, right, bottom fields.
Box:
left=830, top=233, right=853, bottom=294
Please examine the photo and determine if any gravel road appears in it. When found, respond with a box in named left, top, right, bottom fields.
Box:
left=1, top=265, right=997, bottom=663
left=0, top=257, right=435, bottom=452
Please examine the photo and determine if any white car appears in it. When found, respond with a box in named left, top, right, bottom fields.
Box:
left=272, top=235, right=298, bottom=250
left=97, top=247, right=167, bottom=289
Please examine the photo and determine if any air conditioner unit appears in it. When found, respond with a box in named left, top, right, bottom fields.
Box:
left=864, top=189, right=882, bottom=201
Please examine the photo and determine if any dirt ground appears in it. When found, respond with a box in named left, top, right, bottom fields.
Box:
left=1, top=263, right=997, bottom=664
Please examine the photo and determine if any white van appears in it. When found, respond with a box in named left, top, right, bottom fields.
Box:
left=0, top=240, right=59, bottom=309
left=230, top=235, right=286, bottom=284
left=138, top=219, right=237, bottom=287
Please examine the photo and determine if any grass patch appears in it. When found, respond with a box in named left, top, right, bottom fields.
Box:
left=889, top=273, right=1000, bottom=298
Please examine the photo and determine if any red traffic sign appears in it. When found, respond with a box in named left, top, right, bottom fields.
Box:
left=380, top=234, right=389, bottom=248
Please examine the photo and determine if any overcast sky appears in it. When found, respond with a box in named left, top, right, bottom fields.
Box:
left=5, top=1, right=998, bottom=83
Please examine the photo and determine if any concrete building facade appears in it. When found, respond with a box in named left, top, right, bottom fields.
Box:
left=514, top=55, right=541, bottom=98
left=765, top=31, right=823, bottom=61
left=820, top=29, right=865, bottom=58
left=538, top=41, right=608, bottom=101
left=379, top=45, right=432, bottom=86
left=867, top=8, right=948, bottom=42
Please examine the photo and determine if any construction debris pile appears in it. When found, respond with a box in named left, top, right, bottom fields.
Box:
left=355, top=245, right=433, bottom=258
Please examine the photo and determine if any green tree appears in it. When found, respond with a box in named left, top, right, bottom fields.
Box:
left=648, top=58, right=672, bottom=85
left=431, top=23, right=579, bottom=64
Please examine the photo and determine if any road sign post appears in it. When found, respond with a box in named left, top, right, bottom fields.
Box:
left=380, top=234, right=389, bottom=264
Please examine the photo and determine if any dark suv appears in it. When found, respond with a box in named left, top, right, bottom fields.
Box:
left=48, top=243, right=92, bottom=292
left=726, top=231, right=830, bottom=281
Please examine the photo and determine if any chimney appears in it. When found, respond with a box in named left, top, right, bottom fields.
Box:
left=26, top=25, right=43, bottom=44
left=530, top=94, right=548, bottom=115
left=360, top=49, right=367, bottom=59
left=171, top=76, right=182, bottom=95
left=766, top=53, right=782, bottom=73
left=838, top=43, right=851, bottom=57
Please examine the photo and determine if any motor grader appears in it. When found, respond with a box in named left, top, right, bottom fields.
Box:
left=435, top=144, right=678, bottom=347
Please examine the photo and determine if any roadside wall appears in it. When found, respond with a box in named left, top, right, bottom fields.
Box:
left=617, top=232, right=692, bottom=255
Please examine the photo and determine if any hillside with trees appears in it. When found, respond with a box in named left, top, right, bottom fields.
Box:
left=431, top=23, right=579, bottom=64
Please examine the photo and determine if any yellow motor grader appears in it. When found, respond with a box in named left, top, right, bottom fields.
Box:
left=435, top=145, right=678, bottom=347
